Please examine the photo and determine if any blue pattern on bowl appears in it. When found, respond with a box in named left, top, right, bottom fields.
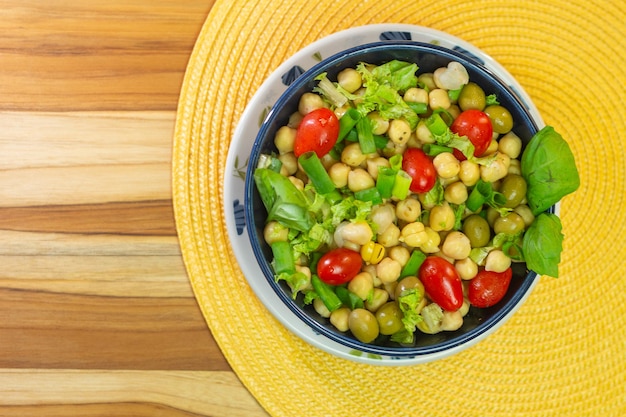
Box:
left=281, top=65, right=306, bottom=86
left=379, top=31, right=412, bottom=41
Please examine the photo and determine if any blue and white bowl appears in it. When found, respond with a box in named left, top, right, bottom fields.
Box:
left=225, top=24, right=550, bottom=365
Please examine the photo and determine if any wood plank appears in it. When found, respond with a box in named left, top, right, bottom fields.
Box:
left=0, top=289, right=226, bottom=371
left=0, top=111, right=176, bottom=170
left=0, top=201, right=177, bottom=236
left=0, top=1, right=215, bottom=111
left=0, top=370, right=268, bottom=416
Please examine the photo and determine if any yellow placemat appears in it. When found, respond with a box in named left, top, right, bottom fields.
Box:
left=173, top=1, right=626, bottom=416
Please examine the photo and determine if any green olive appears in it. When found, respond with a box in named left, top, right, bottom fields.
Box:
left=394, top=276, right=424, bottom=300
left=499, top=174, right=527, bottom=208
left=484, top=105, right=513, bottom=134
left=348, top=308, right=379, bottom=343
left=375, top=302, right=404, bottom=335
left=458, top=82, right=486, bottom=111
left=493, top=212, right=526, bottom=235
left=462, top=214, right=491, bottom=248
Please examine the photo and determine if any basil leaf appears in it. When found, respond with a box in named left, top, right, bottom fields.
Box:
left=522, top=213, right=564, bottom=277
left=521, top=126, right=580, bottom=215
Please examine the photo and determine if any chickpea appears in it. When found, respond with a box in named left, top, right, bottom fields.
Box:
left=459, top=299, right=471, bottom=317
left=388, top=119, right=412, bottom=145
left=388, top=245, right=411, bottom=267
left=313, top=298, right=331, bottom=318
left=341, top=142, right=368, bottom=167
left=366, top=157, right=390, bottom=180
left=376, top=257, right=402, bottom=283
left=459, top=160, right=480, bottom=187
left=330, top=307, right=351, bottom=332
left=368, top=112, right=389, bottom=135
left=508, top=159, right=521, bottom=175
left=298, top=92, right=325, bottom=115
left=348, top=271, right=374, bottom=300
left=498, top=131, right=522, bottom=159
left=371, top=204, right=396, bottom=234
left=348, top=168, right=375, bottom=192
left=485, top=249, right=512, bottom=272
left=420, top=227, right=441, bottom=253
left=429, top=88, right=451, bottom=110
left=429, top=201, right=455, bottom=231
left=415, top=119, right=435, bottom=144
left=404, top=87, right=429, bottom=104
left=455, top=257, right=478, bottom=280
left=418, top=72, right=436, bottom=91
left=433, top=152, right=460, bottom=179
left=263, top=221, right=288, bottom=244
left=400, top=222, right=428, bottom=247
left=444, top=181, right=468, bottom=205
left=337, top=68, right=362, bottom=93
left=328, top=162, right=351, bottom=188
left=288, top=176, right=304, bottom=191
left=287, top=111, right=303, bottom=128
left=442, top=231, right=472, bottom=260
left=485, top=138, right=499, bottom=155
left=480, top=152, right=511, bottom=183
left=377, top=223, right=401, bottom=247
left=334, top=221, right=373, bottom=247
left=395, top=198, right=421, bottom=223
left=278, top=152, right=298, bottom=175
left=365, top=288, right=389, bottom=312
left=441, top=310, right=463, bottom=331
left=348, top=309, right=379, bottom=343
left=274, top=126, right=296, bottom=154
left=514, top=204, right=535, bottom=227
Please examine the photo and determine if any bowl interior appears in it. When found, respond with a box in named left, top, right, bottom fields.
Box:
left=245, top=42, right=543, bottom=357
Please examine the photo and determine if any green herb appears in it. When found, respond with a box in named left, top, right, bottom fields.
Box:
left=355, top=61, right=420, bottom=129
left=522, top=213, right=564, bottom=277
left=313, top=72, right=349, bottom=108
left=337, top=108, right=362, bottom=142
left=395, top=287, right=425, bottom=343
left=355, top=116, right=377, bottom=154
left=466, top=179, right=507, bottom=212
left=311, top=274, right=343, bottom=312
left=253, top=168, right=315, bottom=232
left=335, top=286, right=364, bottom=310
left=521, top=126, right=580, bottom=215
left=399, top=250, right=427, bottom=278
left=298, top=152, right=336, bottom=195
left=485, top=94, right=499, bottom=105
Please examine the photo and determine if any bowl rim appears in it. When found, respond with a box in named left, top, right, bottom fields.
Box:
left=244, top=40, right=547, bottom=357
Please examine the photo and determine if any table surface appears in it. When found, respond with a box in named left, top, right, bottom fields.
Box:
left=0, top=1, right=269, bottom=415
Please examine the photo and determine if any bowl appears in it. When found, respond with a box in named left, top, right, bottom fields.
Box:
left=231, top=27, right=550, bottom=365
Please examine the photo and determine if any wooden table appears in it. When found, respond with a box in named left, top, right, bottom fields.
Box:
left=0, top=1, right=268, bottom=415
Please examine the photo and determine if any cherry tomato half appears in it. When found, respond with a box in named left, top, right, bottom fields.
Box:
left=402, top=148, right=436, bottom=193
left=317, top=247, right=362, bottom=285
left=450, top=109, right=493, bottom=159
left=468, top=267, right=512, bottom=308
left=418, top=256, right=463, bottom=311
left=293, top=108, right=339, bottom=158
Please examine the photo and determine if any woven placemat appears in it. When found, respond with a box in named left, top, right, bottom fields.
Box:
left=173, top=1, right=626, bottom=415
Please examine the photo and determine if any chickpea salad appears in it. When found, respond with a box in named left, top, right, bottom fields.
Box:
left=253, top=59, right=579, bottom=345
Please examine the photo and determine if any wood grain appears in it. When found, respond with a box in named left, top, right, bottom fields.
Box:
left=0, top=1, right=269, bottom=415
